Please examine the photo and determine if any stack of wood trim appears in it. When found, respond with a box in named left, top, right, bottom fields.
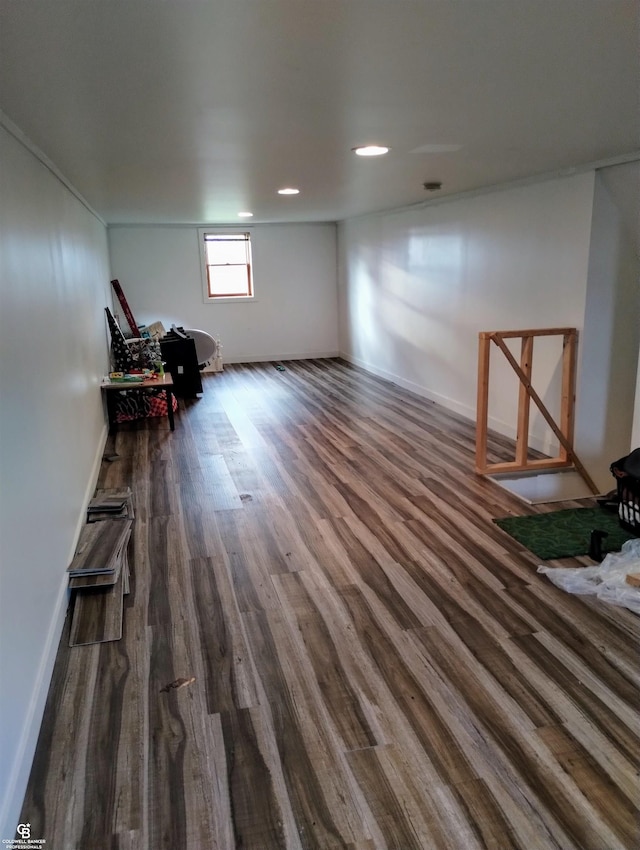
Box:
left=86, top=490, right=135, bottom=523
left=68, top=488, right=134, bottom=647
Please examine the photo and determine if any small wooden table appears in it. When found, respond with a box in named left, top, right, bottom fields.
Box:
left=100, top=374, right=176, bottom=432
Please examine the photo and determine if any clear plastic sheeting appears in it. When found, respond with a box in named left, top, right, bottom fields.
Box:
left=537, top=538, right=640, bottom=615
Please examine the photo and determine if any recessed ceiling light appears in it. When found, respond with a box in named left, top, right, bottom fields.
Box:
left=352, top=145, right=390, bottom=157
left=237, top=211, right=253, bottom=217
left=277, top=187, right=300, bottom=195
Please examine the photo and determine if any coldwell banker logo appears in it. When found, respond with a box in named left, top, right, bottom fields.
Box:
left=2, top=822, right=45, bottom=846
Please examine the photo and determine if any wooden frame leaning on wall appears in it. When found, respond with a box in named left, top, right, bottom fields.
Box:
left=475, top=327, right=599, bottom=495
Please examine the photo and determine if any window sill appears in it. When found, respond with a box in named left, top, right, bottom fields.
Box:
left=204, top=296, right=258, bottom=304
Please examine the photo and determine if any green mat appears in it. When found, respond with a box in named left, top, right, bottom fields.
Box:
left=493, top=507, right=636, bottom=560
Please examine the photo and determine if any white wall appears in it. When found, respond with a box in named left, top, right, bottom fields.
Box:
left=601, top=162, right=640, bottom=452
left=576, top=163, right=640, bottom=484
left=108, top=224, right=339, bottom=362
left=0, top=125, right=112, bottom=837
left=338, top=174, right=596, bottom=458
left=633, top=361, right=640, bottom=450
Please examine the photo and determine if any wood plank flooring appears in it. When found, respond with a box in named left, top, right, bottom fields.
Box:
left=20, top=359, right=640, bottom=849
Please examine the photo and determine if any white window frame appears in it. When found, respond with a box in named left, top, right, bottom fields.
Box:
left=198, top=228, right=256, bottom=304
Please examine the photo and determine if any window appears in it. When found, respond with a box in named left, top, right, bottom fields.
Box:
left=202, top=231, right=253, bottom=300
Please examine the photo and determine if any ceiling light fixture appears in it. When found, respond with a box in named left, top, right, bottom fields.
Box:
left=237, top=211, right=253, bottom=217
left=277, top=187, right=300, bottom=195
left=352, top=145, right=390, bottom=157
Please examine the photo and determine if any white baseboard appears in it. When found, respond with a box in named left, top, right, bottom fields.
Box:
left=201, top=362, right=223, bottom=374
left=340, top=351, right=555, bottom=456
left=218, top=350, right=340, bottom=365
left=0, top=576, right=70, bottom=841
left=0, top=424, right=108, bottom=839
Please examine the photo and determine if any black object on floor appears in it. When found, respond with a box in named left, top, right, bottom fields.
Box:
left=160, top=335, right=203, bottom=397
left=588, top=529, right=609, bottom=561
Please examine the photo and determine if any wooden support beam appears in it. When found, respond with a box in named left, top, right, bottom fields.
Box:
left=491, top=334, right=598, bottom=494
left=559, top=331, right=577, bottom=463
left=481, top=458, right=574, bottom=475
left=489, top=327, right=576, bottom=339
left=475, top=333, right=491, bottom=474
left=515, top=335, right=533, bottom=466
left=476, top=326, right=597, bottom=493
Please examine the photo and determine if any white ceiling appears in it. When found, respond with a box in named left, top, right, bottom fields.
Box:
left=1, top=0, right=638, bottom=225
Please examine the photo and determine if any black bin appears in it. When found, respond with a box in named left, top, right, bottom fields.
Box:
left=611, top=450, right=640, bottom=533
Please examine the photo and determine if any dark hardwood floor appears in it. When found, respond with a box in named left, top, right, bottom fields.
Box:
left=21, top=359, right=640, bottom=849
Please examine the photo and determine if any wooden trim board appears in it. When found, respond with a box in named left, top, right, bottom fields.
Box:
left=69, top=569, right=125, bottom=647
left=67, top=520, right=133, bottom=576
left=68, top=529, right=131, bottom=589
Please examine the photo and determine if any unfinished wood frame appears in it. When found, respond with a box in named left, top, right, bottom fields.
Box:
left=475, top=327, right=598, bottom=494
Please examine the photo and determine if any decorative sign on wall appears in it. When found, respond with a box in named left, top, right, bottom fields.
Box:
left=110, top=278, right=140, bottom=337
